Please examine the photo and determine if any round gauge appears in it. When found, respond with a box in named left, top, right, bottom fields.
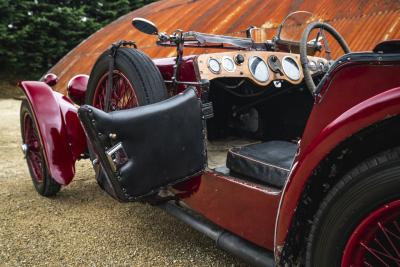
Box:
left=308, top=60, right=317, bottom=71
left=282, top=56, right=301, bottom=81
left=208, top=58, right=221, bottom=74
left=317, top=59, right=328, bottom=72
left=222, top=56, right=236, bottom=72
left=248, top=56, right=269, bottom=83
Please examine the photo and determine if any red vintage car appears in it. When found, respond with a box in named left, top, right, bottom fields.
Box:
left=19, top=11, right=400, bottom=266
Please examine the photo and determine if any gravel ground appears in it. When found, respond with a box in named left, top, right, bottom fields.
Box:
left=0, top=99, right=246, bottom=266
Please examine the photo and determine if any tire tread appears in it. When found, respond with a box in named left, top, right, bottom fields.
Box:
left=306, top=147, right=400, bottom=266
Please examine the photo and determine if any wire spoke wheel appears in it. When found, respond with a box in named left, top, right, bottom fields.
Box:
left=23, top=113, right=44, bottom=183
left=20, top=100, right=61, bottom=196
left=342, top=200, right=400, bottom=267
left=92, top=70, right=139, bottom=111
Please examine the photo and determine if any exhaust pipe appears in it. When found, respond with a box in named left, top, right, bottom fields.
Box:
left=160, top=202, right=275, bottom=267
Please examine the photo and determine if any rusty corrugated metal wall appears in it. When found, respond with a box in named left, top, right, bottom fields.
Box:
left=50, top=0, right=400, bottom=93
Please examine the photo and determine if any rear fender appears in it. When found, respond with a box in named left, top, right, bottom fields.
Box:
left=19, top=81, right=87, bottom=185
left=275, top=86, right=400, bottom=250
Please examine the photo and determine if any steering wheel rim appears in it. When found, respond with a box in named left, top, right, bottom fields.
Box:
left=300, top=22, right=351, bottom=95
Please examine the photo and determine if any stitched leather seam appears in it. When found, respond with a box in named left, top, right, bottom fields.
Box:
left=229, top=149, right=290, bottom=172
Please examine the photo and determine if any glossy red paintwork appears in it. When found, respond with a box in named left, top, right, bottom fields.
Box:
left=341, top=200, right=400, bottom=266
left=54, top=93, right=87, bottom=161
left=19, top=81, right=86, bottom=185
left=275, top=61, right=400, bottom=248
left=173, top=171, right=281, bottom=249
left=43, top=73, right=58, bottom=86
left=154, top=56, right=199, bottom=92
left=67, top=74, right=89, bottom=105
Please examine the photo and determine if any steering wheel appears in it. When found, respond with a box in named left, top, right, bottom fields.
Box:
left=300, top=22, right=351, bottom=95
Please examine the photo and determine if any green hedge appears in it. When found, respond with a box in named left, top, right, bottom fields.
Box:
left=0, top=0, right=156, bottom=80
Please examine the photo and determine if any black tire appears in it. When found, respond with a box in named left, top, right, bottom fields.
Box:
left=20, top=100, right=61, bottom=196
left=84, top=48, right=168, bottom=189
left=85, top=47, right=168, bottom=106
left=306, top=147, right=400, bottom=266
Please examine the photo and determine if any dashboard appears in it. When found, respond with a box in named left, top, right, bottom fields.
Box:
left=196, top=51, right=329, bottom=86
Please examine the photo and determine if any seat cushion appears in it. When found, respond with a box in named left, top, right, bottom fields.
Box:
left=226, top=141, right=298, bottom=188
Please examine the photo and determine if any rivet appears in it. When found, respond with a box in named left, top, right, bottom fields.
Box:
left=91, top=119, right=96, bottom=124
left=98, top=133, right=102, bottom=137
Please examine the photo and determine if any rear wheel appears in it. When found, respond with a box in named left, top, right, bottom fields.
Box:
left=85, top=48, right=168, bottom=189
left=20, top=100, right=61, bottom=196
left=306, top=147, right=400, bottom=267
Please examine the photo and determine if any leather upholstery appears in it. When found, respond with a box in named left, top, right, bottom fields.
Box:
left=78, top=88, right=206, bottom=201
left=226, top=141, right=297, bottom=188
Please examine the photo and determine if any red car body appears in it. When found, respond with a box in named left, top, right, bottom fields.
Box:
left=18, top=10, right=400, bottom=266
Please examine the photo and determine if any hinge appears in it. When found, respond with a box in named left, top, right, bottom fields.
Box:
left=201, top=102, right=214, bottom=120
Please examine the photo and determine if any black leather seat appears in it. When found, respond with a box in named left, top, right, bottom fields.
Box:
left=226, top=141, right=298, bottom=188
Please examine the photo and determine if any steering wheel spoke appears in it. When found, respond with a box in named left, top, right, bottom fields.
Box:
left=300, top=22, right=350, bottom=95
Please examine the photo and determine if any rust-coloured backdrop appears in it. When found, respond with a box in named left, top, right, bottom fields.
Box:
left=49, top=0, right=400, bottom=93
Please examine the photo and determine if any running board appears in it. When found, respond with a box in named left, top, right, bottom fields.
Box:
left=160, top=202, right=275, bottom=267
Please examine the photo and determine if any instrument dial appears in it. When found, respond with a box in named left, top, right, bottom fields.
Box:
left=248, top=56, right=269, bottom=83
left=308, top=60, right=317, bottom=71
left=317, top=59, right=328, bottom=72
left=282, top=56, right=301, bottom=81
left=222, top=56, right=236, bottom=72
left=208, top=58, right=221, bottom=74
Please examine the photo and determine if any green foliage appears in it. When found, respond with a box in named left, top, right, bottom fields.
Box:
left=0, top=0, right=156, bottom=80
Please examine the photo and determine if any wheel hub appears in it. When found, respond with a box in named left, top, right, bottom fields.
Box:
left=93, top=70, right=139, bottom=111
left=21, top=143, right=29, bottom=158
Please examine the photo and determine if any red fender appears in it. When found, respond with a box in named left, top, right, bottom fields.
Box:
left=275, top=86, right=400, bottom=250
left=19, top=81, right=87, bottom=185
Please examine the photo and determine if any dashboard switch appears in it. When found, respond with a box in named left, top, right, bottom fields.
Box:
left=234, top=54, right=245, bottom=65
left=267, top=55, right=284, bottom=76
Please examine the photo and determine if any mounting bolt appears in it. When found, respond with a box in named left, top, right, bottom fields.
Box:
left=109, top=133, right=117, bottom=140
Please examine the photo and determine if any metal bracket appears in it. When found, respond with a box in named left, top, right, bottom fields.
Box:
left=105, top=40, right=137, bottom=112
left=201, top=102, right=214, bottom=119
left=105, top=142, right=128, bottom=172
